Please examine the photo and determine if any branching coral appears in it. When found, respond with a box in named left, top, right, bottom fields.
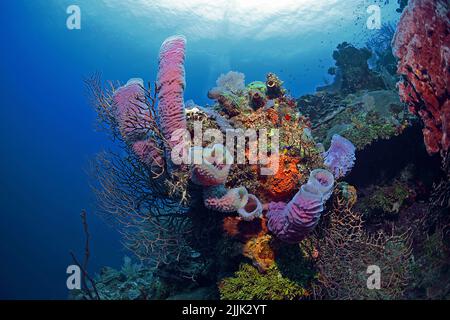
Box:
left=393, top=0, right=450, bottom=156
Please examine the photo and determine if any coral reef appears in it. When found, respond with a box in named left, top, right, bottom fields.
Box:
left=87, top=30, right=449, bottom=301
left=393, top=0, right=450, bottom=156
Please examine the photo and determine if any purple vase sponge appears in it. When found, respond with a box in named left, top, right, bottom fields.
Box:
left=267, top=169, right=335, bottom=243
left=323, top=134, right=356, bottom=179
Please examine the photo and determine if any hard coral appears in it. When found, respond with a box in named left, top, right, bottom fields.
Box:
left=393, top=0, right=450, bottom=155
left=322, top=42, right=386, bottom=94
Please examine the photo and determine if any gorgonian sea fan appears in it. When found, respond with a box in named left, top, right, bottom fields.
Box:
left=113, top=78, right=151, bottom=143
left=323, top=134, right=356, bottom=179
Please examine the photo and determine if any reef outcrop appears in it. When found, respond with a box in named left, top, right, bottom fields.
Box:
left=393, top=0, right=450, bottom=156
left=88, top=30, right=449, bottom=301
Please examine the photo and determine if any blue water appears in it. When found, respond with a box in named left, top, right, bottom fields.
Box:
left=0, top=0, right=401, bottom=299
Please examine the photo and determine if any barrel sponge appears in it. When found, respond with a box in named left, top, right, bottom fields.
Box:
left=203, top=185, right=249, bottom=213
left=238, top=194, right=263, bottom=221
left=190, top=144, right=233, bottom=187
left=156, top=35, right=187, bottom=149
left=132, top=139, right=164, bottom=170
left=323, top=134, right=356, bottom=179
left=113, top=78, right=151, bottom=143
left=267, top=169, right=335, bottom=243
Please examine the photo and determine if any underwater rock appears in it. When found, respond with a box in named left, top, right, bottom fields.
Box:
left=305, top=90, right=410, bottom=150
left=323, top=134, right=356, bottom=179
left=267, top=169, right=335, bottom=243
left=319, top=42, right=386, bottom=94
left=393, top=0, right=450, bottom=155
left=156, top=35, right=188, bottom=150
left=297, top=92, right=346, bottom=126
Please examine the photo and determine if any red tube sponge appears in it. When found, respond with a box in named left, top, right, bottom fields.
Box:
left=393, top=0, right=450, bottom=155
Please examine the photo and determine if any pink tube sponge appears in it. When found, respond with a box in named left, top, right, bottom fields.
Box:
left=190, top=144, right=233, bottom=187
left=267, top=169, right=335, bottom=243
left=113, top=78, right=151, bottom=143
left=156, top=35, right=188, bottom=150
left=132, top=139, right=164, bottom=170
left=323, top=134, right=356, bottom=179
left=204, top=185, right=249, bottom=213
